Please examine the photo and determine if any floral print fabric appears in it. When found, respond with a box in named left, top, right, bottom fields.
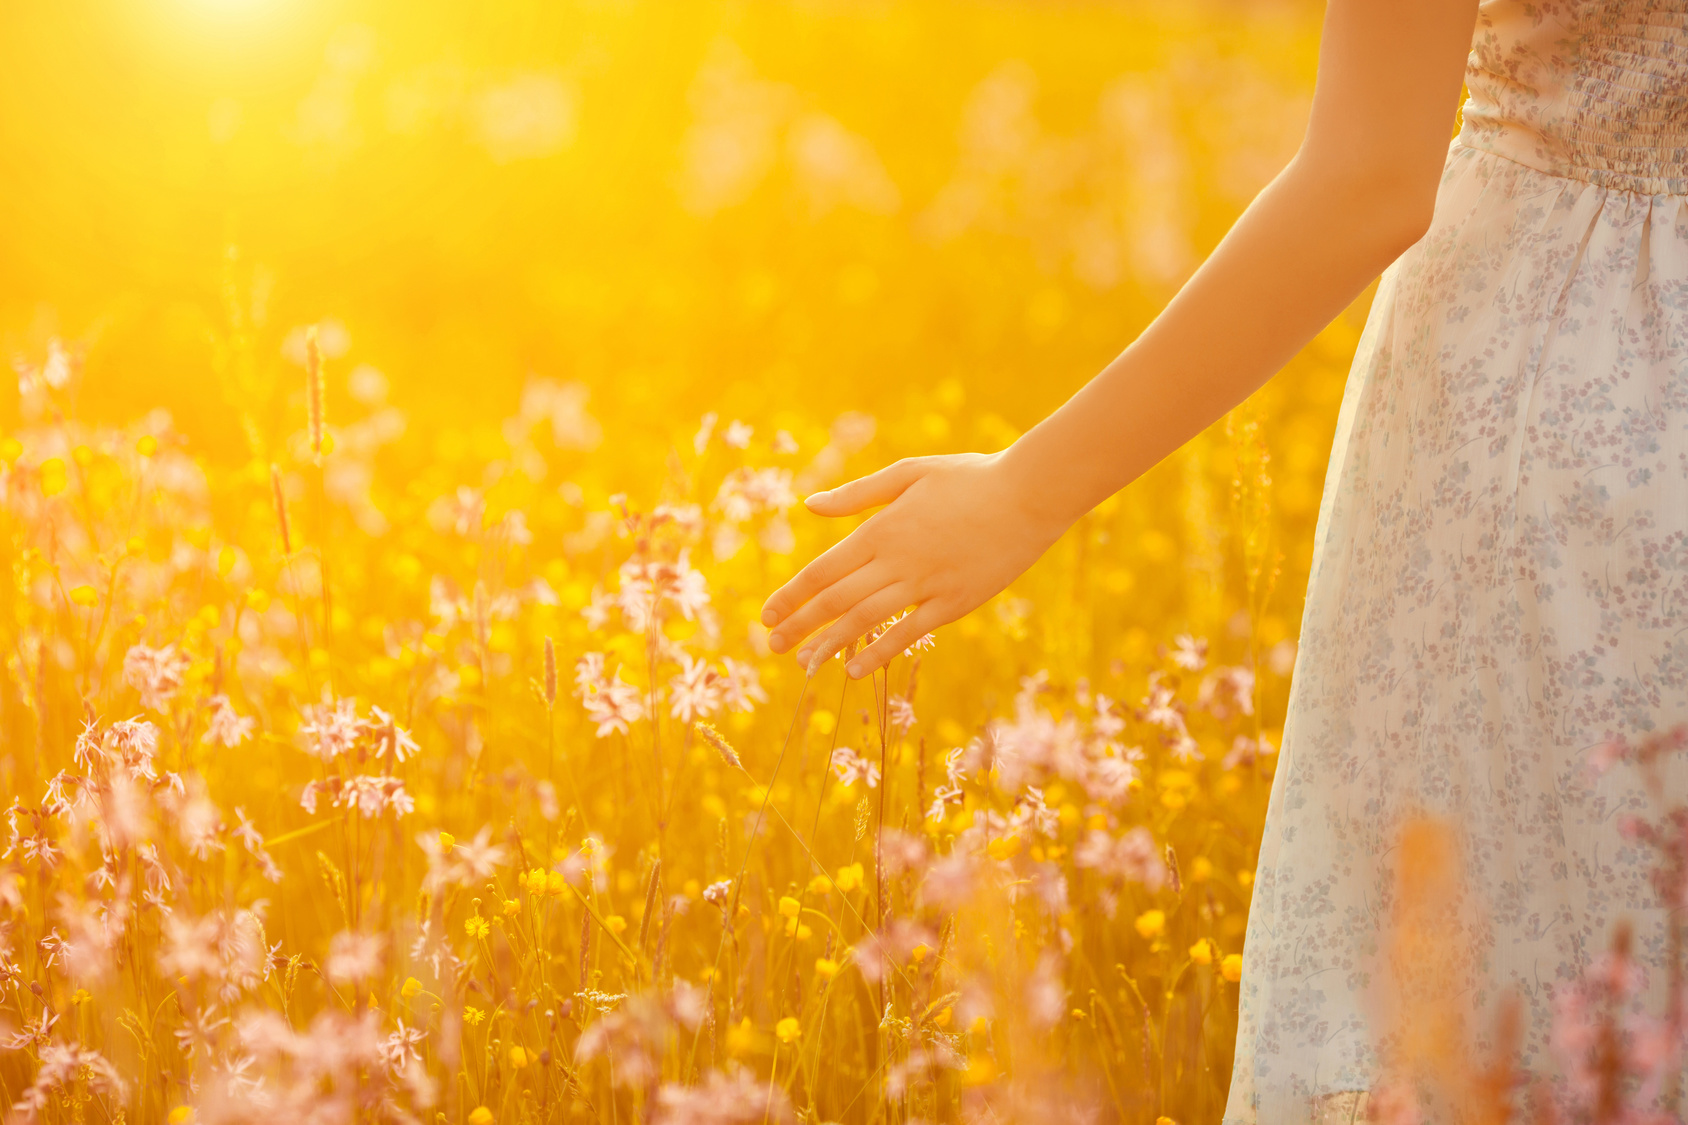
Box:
left=1224, top=2, right=1688, bottom=1119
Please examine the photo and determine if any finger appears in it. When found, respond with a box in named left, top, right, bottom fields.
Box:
left=767, top=564, right=890, bottom=655
left=760, top=532, right=875, bottom=628
left=801, top=585, right=916, bottom=677
left=847, top=603, right=945, bottom=679
left=804, top=458, right=929, bottom=517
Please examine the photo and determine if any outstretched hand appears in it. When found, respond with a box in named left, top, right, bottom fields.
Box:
left=759, top=451, right=1070, bottom=680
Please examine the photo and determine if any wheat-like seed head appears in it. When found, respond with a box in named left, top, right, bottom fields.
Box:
left=270, top=464, right=292, bottom=556
left=543, top=637, right=557, bottom=707
left=694, top=721, right=742, bottom=771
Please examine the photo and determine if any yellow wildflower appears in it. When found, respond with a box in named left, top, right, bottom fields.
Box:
left=834, top=862, right=865, bottom=893
left=464, top=1006, right=486, bottom=1026
left=465, top=915, right=490, bottom=940
left=1189, top=939, right=1215, bottom=966
left=1222, top=954, right=1244, bottom=983
left=605, top=915, right=627, bottom=936
left=777, top=895, right=801, bottom=919
left=438, top=832, right=456, bottom=851
left=986, top=834, right=1022, bottom=862
left=400, top=977, right=422, bottom=1000
left=39, top=458, right=66, bottom=497
left=508, top=1046, right=528, bottom=1068
left=68, top=585, right=97, bottom=607
left=468, top=1108, right=494, bottom=1125
left=725, top=1017, right=760, bottom=1056
left=815, top=957, right=839, bottom=980
left=1134, top=909, right=1166, bottom=940
left=775, top=1016, right=800, bottom=1044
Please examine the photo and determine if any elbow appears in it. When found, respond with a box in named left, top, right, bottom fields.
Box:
left=1290, top=148, right=1440, bottom=262
left=1374, top=187, right=1436, bottom=259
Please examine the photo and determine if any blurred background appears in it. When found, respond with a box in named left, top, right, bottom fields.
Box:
left=0, top=0, right=1330, bottom=440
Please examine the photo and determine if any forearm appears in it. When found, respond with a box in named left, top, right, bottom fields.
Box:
left=762, top=0, right=1478, bottom=679
left=998, top=154, right=1433, bottom=528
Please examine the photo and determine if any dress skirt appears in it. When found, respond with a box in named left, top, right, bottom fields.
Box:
left=1223, top=139, right=1688, bottom=1122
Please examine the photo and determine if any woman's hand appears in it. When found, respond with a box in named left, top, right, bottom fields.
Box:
left=760, top=451, right=1071, bottom=679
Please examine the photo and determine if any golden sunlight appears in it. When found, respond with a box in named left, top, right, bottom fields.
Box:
left=7, top=2, right=1684, bottom=1123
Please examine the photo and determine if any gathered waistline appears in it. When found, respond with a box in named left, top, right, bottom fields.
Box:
left=1452, top=118, right=1688, bottom=197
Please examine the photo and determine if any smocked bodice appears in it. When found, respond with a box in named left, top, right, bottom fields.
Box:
left=1457, top=0, right=1688, bottom=194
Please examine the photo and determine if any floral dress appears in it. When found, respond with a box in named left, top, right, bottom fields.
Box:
left=1225, top=2, right=1688, bottom=1120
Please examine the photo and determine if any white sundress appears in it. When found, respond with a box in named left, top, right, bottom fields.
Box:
left=1226, top=2, right=1688, bottom=1121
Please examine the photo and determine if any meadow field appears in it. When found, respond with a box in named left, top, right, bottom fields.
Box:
left=0, top=2, right=1393, bottom=1121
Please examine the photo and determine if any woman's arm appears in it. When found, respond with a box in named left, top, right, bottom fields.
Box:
left=761, top=0, right=1479, bottom=678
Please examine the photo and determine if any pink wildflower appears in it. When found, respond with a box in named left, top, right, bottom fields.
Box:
left=669, top=654, right=725, bottom=722
left=719, top=657, right=767, bottom=713
left=583, top=669, right=646, bottom=737
left=204, top=695, right=257, bottom=748
left=723, top=420, right=753, bottom=449
left=325, top=930, right=385, bottom=986
left=653, top=1065, right=792, bottom=1124
left=829, top=747, right=880, bottom=789
left=888, top=695, right=917, bottom=734
left=123, top=643, right=190, bottom=711
left=300, top=697, right=363, bottom=762
left=368, top=705, right=419, bottom=761
left=8, top=1043, right=126, bottom=1124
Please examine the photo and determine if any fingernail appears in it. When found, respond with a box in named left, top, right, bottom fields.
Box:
left=769, top=633, right=785, bottom=651
left=847, top=663, right=863, bottom=679
left=805, top=491, right=829, bottom=505
left=760, top=608, right=777, bottom=626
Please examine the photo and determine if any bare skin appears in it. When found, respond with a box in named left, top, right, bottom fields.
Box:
left=761, top=0, right=1481, bottom=679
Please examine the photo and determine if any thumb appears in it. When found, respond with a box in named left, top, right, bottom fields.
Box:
left=805, top=458, right=929, bottom=516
